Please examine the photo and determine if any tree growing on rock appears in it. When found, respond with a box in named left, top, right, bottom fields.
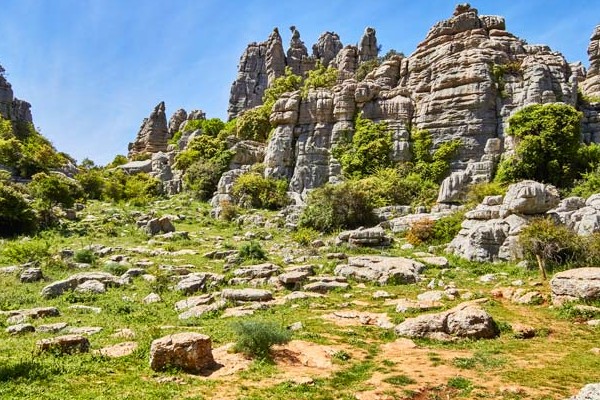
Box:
left=495, top=103, right=597, bottom=188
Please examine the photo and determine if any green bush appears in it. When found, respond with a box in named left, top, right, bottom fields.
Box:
left=174, top=134, right=232, bottom=171
left=0, top=183, right=37, bottom=237
left=183, top=159, right=224, bottom=201
left=405, top=218, right=435, bottom=246
left=355, top=59, right=380, bottom=81
left=235, top=106, right=272, bottom=142
left=412, top=129, right=461, bottom=183
left=231, top=319, right=291, bottom=359
left=333, top=115, right=394, bottom=179
left=231, top=172, right=289, bottom=210
left=291, top=227, right=319, bottom=246
left=519, top=218, right=583, bottom=279
left=29, top=172, right=84, bottom=209
left=570, top=165, right=600, bottom=198
left=299, top=182, right=377, bottom=233
left=495, top=104, right=588, bottom=188
left=75, top=169, right=104, bottom=200
left=301, top=62, right=338, bottom=97
left=263, top=67, right=303, bottom=110
left=238, top=241, right=267, bottom=262
left=73, top=249, right=96, bottom=264
left=0, top=238, right=50, bottom=264
left=102, top=170, right=162, bottom=205
left=431, top=211, right=465, bottom=244
left=106, top=154, right=128, bottom=168
left=465, top=182, right=506, bottom=207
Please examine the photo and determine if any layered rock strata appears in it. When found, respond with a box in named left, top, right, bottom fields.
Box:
left=0, top=66, right=33, bottom=124
left=128, top=102, right=170, bottom=157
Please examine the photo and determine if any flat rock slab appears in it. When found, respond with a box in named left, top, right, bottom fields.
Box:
left=150, top=332, right=214, bottom=373
left=335, top=256, right=425, bottom=285
left=323, top=311, right=394, bottom=329
left=395, top=300, right=499, bottom=341
left=69, top=327, right=103, bottom=335
left=389, top=298, right=443, bottom=313
left=283, top=291, right=325, bottom=301
left=232, top=263, right=280, bottom=279
left=221, top=288, right=273, bottom=302
left=37, top=322, right=69, bottom=333
left=178, top=301, right=226, bottom=320
left=550, top=267, right=600, bottom=305
left=303, top=281, right=349, bottom=293
left=37, top=334, right=90, bottom=354
left=6, top=323, right=35, bottom=334
left=98, top=342, right=138, bottom=358
left=4, top=307, right=60, bottom=324
left=41, top=272, right=122, bottom=298
left=174, top=294, right=214, bottom=311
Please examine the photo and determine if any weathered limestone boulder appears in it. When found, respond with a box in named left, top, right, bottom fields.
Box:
left=336, top=226, right=392, bottom=247
left=303, top=276, right=349, bottom=293
left=550, top=268, right=600, bottom=305
left=128, top=102, right=169, bottom=157
left=232, top=263, right=280, bottom=280
left=312, top=31, right=343, bottom=67
left=145, top=216, right=175, bottom=236
left=0, top=66, right=33, bottom=124
left=334, top=256, right=425, bottom=285
left=41, top=272, right=122, bottom=298
left=228, top=140, right=266, bottom=170
left=20, top=267, right=43, bottom=283
left=500, top=181, right=560, bottom=217
left=75, top=279, right=106, bottom=294
left=37, top=335, right=90, bottom=354
left=568, top=383, right=600, bottom=400
left=582, top=25, right=600, bottom=98
left=3, top=307, right=60, bottom=324
left=149, top=333, right=214, bottom=373
left=178, top=300, right=226, bottom=320
left=278, top=265, right=314, bottom=286
left=221, top=288, right=273, bottom=302
left=394, top=301, right=499, bottom=341
left=176, top=272, right=224, bottom=295
left=7, top=323, right=35, bottom=335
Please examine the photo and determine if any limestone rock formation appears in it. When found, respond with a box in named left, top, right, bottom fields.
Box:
left=168, top=108, right=187, bottom=137
left=358, top=27, right=378, bottom=63
left=312, top=32, right=343, bottom=67
left=582, top=25, right=600, bottom=98
left=128, top=102, right=170, bottom=157
left=0, top=66, right=33, bottom=125
left=550, top=268, right=600, bottom=305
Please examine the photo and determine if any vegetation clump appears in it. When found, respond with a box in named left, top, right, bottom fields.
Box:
left=231, top=319, right=291, bottom=359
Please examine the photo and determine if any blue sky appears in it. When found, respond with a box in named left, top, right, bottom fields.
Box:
left=1, top=0, right=599, bottom=165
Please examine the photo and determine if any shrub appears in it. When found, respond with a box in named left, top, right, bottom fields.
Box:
left=235, top=106, right=272, bottom=142
left=238, top=241, right=267, bottom=262
left=519, top=218, right=583, bottom=279
left=333, top=115, right=394, bottom=179
left=106, top=154, right=128, bottom=168
left=231, top=319, right=291, bottom=359
left=431, top=211, right=465, bottom=244
left=301, top=62, right=338, bottom=97
left=0, top=183, right=37, bottom=237
left=102, top=170, right=162, bottom=205
left=183, top=159, right=224, bottom=201
left=299, top=182, right=377, bottom=233
left=29, top=172, right=84, bottom=209
left=465, top=182, right=506, bottom=207
left=405, top=218, right=435, bottom=246
left=263, top=67, right=303, bottom=110
left=1, top=238, right=50, bottom=264
left=75, top=169, right=104, bottom=200
left=74, top=249, right=96, bottom=264
left=570, top=165, right=600, bottom=198
left=412, top=129, right=461, bottom=183
left=356, top=59, right=380, bottom=81
left=218, top=199, right=239, bottom=221
left=174, top=134, right=232, bottom=171
left=291, top=227, right=319, bottom=246
left=231, top=172, right=289, bottom=210
left=495, top=103, right=585, bottom=188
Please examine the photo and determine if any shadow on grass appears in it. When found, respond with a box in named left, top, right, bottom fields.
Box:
left=0, top=358, right=65, bottom=382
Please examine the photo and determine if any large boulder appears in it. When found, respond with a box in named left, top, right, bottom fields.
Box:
left=149, top=332, right=214, bottom=373
left=37, top=335, right=90, bottom=354
left=550, top=268, right=600, bottom=305
left=500, top=181, right=560, bottom=216
left=394, top=301, right=499, bottom=341
left=334, top=256, right=425, bottom=285
left=568, top=383, right=600, bottom=400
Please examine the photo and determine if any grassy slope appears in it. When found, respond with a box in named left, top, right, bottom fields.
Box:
left=0, top=195, right=598, bottom=400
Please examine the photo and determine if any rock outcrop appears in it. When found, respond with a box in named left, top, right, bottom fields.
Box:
left=582, top=25, right=600, bottom=98
left=550, top=268, right=600, bottom=305
left=128, top=102, right=170, bottom=157
left=255, top=5, right=581, bottom=197
left=149, top=332, right=215, bottom=373
left=0, top=66, right=32, bottom=124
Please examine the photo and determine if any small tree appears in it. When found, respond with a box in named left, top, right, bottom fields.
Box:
left=29, top=172, right=83, bottom=209
left=519, top=218, right=582, bottom=280
left=232, top=319, right=291, bottom=360
left=0, top=183, right=37, bottom=236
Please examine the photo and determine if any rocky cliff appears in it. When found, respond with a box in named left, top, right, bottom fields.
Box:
left=0, top=66, right=33, bottom=124
left=234, top=4, right=588, bottom=197
left=128, top=102, right=170, bottom=157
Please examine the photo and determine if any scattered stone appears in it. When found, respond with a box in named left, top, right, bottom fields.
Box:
left=98, top=342, right=138, bottom=358
left=174, top=294, right=214, bottom=311
left=550, top=268, right=600, bottom=305
left=37, top=322, right=69, bottom=333
left=283, top=291, right=325, bottom=301
left=479, top=274, right=497, bottom=283
left=221, top=288, right=273, bottom=302
left=373, top=290, right=392, bottom=299
left=68, top=305, right=102, bottom=314
left=303, top=276, right=349, bottom=293
left=395, top=301, right=499, bottom=341
left=392, top=298, right=443, bottom=313
left=7, top=323, right=35, bottom=335
left=41, top=271, right=123, bottom=298
left=20, top=267, right=43, bottom=283
left=4, top=307, right=60, bottom=324
left=400, top=243, right=414, bottom=250
left=334, top=256, right=425, bottom=285
left=417, top=291, right=446, bottom=302
left=113, top=328, right=136, bottom=339
left=178, top=301, right=227, bottom=320
left=176, top=272, right=224, bottom=295
left=512, top=323, right=536, bottom=339
left=75, top=279, right=106, bottom=294
left=232, top=263, right=280, bottom=280
left=417, top=256, right=449, bottom=267
left=336, top=226, right=392, bottom=247
left=568, top=383, right=600, bottom=400
left=69, top=327, right=103, bottom=336
left=37, top=334, right=90, bottom=354
left=149, top=332, right=215, bottom=373
left=143, top=293, right=162, bottom=304
left=288, top=322, right=304, bottom=331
